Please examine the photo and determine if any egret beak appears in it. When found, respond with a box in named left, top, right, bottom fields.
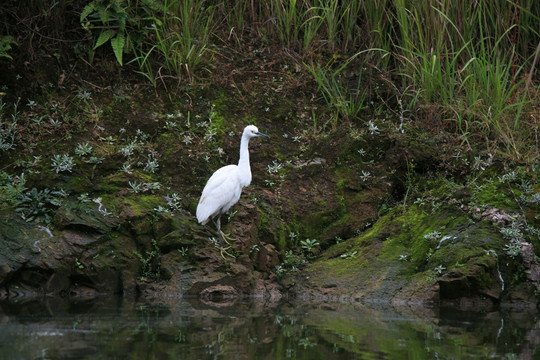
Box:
left=256, top=131, right=269, bottom=138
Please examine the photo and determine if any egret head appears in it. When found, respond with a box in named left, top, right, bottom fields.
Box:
left=244, top=125, right=269, bottom=139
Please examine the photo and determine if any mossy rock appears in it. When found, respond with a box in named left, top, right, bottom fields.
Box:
left=54, top=198, right=120, bottom=234
left=292, top=202, right=517, bottom=305
left=153, top=211, right=199, bottom=251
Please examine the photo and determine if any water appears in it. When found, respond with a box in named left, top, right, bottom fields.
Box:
left=1, top=296, right=539, bottom=359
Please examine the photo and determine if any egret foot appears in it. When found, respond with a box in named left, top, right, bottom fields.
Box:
left=219, top=245, right=235, bottom=259
left=218, top=233, right=235, bottom=259
left=219, top=231, right=234, bottom=245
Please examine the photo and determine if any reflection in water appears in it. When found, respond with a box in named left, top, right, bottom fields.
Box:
left=0, top=296, right=539, bottom=359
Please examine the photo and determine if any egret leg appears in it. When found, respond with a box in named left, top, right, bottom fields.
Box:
left=212, top=215, right=235, bottom=259
left=212, top=216, right=233, bottom=246
left=213, top=215, right=224, bottom=246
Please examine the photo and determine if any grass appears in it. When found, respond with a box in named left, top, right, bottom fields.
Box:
left=270, top=0, right=302, bottom=49
left=83, top=0, right=538, bottom=157
left=261, top=0, right=538, bottom=158
left=133, top=0, right=217, bottom=87
left=385, top=0, right=538, bottom=159
left=305, top=55, right=367, bottom=126
left=268, top=0, right=364, bottom=52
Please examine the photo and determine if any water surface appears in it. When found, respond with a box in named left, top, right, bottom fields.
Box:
left=1, top=296, right=538, bottom=359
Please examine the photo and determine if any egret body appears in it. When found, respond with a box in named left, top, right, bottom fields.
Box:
left=196, top=125, right=269, bottom=249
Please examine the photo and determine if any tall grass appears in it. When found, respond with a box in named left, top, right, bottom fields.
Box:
left=270, top=0, right=302, bottom=49
left=266, top=0, right=365, bottom=52
left=340, top=0, right=362, bottom=52
left=274, top=1, right=537, bottom=156
left=361, top=1, right=391, bottom=56
left=223, top=0, right=249, bottom=45
left=80, top=0, right=538, bottom=157
left=133, top=0, right=216, bottom=86
left=305, top=56, right=367, bottom=126
left=387, top=0, right=538, bottom=157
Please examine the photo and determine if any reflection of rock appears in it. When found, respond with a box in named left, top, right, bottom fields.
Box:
left=0, top=295, right=286, bottom=359
left=1, top=294, right=539, bottom=359
left=254, top=278, right=282, bottom=301
left=199, top=285, right=238, bottom=307
left=200, top=284, right=238, bottom=299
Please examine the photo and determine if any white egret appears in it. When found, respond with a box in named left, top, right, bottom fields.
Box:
left=196, top=125, right=269, bottom=254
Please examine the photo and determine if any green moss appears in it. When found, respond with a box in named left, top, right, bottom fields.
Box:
left=277, top=222, right=288, bottom=251
left=257, top=199, right=300, bottom=251
left=300, top=205, right=347, bottom=241
left=334, top=167, right=352, bottom=189
left=105, top=194, right=162, bottom=219
left=94, top=172, right=129, bottom=193
left=157, top=133, right=176, bottom=157
left=470, top=180, right=520, bottom=211
left=298, top=194, right=510, bottom=301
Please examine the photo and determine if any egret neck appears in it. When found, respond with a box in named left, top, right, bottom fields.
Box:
left=238, top=130, right=252, bottom=188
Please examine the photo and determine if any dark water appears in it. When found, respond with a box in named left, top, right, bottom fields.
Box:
left=1, top=296, right=539, bottom=359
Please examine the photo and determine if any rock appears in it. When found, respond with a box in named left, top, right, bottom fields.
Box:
left=527, top=265, right=540, bottom=282
left=255, top=244, right=280, bottom=273
left=502, top=283, right=539, bottom=307
left=480, top=207, right=514, bottom=226
left=54, top=200, right=119, bottom=234
left=200, top=284, right=238, bottom=300
left=253, top=278, right=283, bottom=300
left=288, top=200, right=535, bottom=307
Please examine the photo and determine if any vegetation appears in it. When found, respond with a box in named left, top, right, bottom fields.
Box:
left=15, top=187, right=66, bottom=224
left=1, top=0, right=537, bottom=156
left=134, top=238, right=162, bottom=279
left=0, top=0, right=538, bottom=301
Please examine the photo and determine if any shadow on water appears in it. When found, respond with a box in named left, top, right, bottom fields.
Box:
left=1, top=296, right=539, bottom=359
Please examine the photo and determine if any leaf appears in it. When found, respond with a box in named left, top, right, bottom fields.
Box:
left=93, top=30, right=114, bottom=50
left=80, top=3, right=95, bottom=22
left=110, top=33, right=125, bottom=65
left=0, top=35, right=17, bottom=59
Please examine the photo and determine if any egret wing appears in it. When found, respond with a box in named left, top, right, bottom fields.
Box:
left=196, top=165, right=240, bottom=224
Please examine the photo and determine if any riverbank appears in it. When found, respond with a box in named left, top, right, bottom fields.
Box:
left=0, top=1, right=538, bottom=309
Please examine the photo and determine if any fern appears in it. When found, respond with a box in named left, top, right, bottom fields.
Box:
left=94, top=29, right=114, bottom=50
left=110, top=33, right=125, bottom=65
left=79, top=0, right=142, bottom=66
left=0, top=36, right=17, bottom=60
left=79, top=2, right=96, bottom=23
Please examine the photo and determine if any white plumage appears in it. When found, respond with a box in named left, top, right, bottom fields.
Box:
left=196, top=125, right=268, bottom=247
left=196, top=165, right=243, bottom=224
